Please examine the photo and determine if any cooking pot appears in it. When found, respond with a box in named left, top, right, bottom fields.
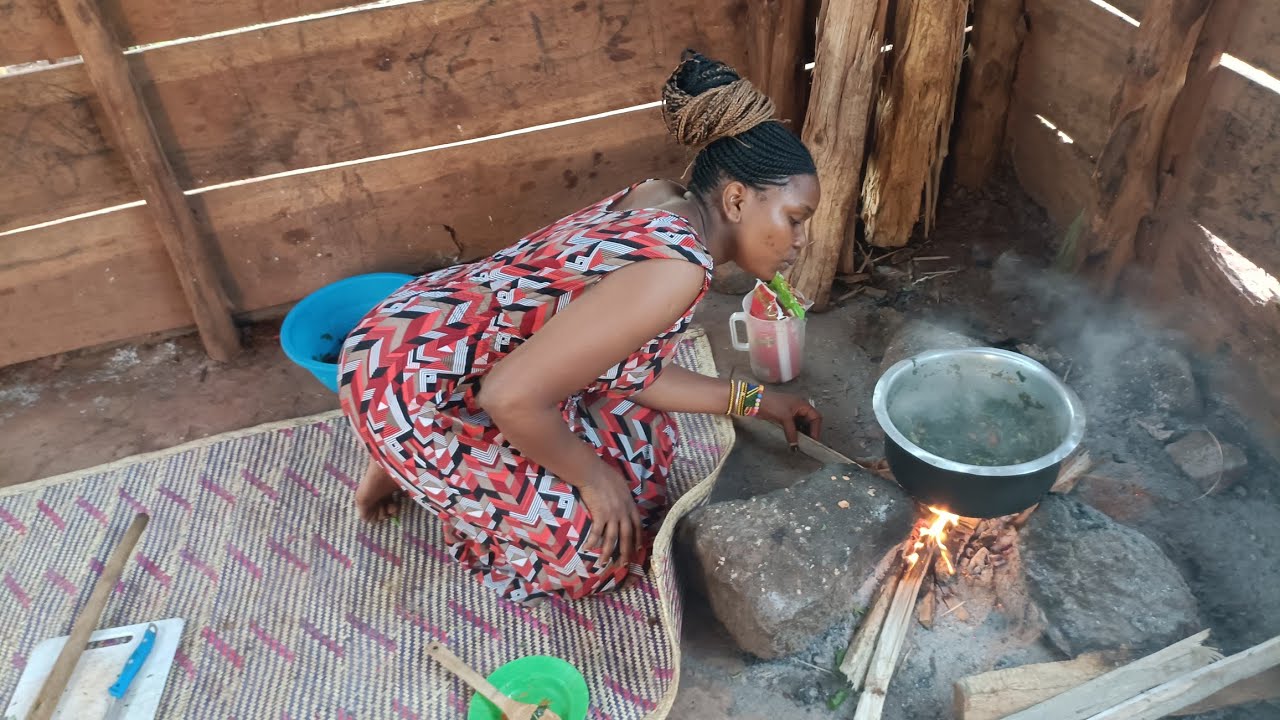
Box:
left=872, top=347, right=1085, bottom=518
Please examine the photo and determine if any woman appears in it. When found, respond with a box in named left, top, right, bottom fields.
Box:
left=338, top=51, right=823, bottom=602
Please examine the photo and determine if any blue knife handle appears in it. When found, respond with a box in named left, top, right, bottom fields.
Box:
left=108, top=624, right=157, bottom=699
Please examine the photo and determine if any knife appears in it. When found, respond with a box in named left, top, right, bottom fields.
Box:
left=102, top=624, right=157, bottom=720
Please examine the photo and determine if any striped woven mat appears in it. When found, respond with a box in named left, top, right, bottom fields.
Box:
left=0, top=330, right=734, bottom=719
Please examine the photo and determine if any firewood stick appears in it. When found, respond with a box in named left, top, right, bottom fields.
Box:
left=840, top=569, right=901, bottom=687
left=1004, top=630, right=1216, bottom=720
left=853, top=545, right=935, bottom=720
left=1086, top=634, right=1280, bottom=720
left=28, top=514, right=150, bottom=720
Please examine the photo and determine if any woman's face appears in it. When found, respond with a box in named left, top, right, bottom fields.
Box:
left=721, top=174, right=821, bottom=281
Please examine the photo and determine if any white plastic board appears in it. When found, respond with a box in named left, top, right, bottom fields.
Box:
left=4, top=618, right=184, bottom=720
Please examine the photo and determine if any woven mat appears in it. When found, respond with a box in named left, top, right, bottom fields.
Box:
left=0, top=329, right=734, bottom=720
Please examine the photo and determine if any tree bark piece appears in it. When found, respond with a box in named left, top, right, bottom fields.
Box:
left=953, top=0, right=1027, bottom=190
left=1088, top=634, right=1280, bottom=720
left=54, top=0, right=241, bottom=362
left=787, top=0, right=890, bottom=309
left=861, top=0, right=969, bottom=248
left=840, top=568, right=901, bottom=687
left=28, top=515, right=150, bottom=720
left=1003, top=630, right=1218, bottom=720
left=748, top=0, right=809, bottom=126
left=852, top=546, right=934, bottom=720
left=954, top=652, right=1122, bottom=720
left=1075, top=0, right=1214, bottom=290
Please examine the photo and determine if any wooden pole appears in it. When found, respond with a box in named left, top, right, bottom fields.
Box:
left=861, top=0, right=969, bottom=248
left=786, top=0, right=890, bottom=310
left=748, top=0, right=809, bottom=126
left=852, top=545, right=934, bottom=720
left=54, top=0, right=241, bottom=362
left=28, top=514, right=150, bottom=720
left=1087, top=634, right=1280, bottom=720
left=1074, top=0, right=1214, bottom=291
left=953, top=0, right=1027, bottom=190
left=839, top=569, right=901, bottom=687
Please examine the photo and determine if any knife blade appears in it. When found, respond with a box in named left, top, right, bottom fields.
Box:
left=102, top=623, right=157, bottom=720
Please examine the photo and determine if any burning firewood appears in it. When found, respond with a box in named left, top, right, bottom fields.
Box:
left=842, top=507, right=967, bottom=720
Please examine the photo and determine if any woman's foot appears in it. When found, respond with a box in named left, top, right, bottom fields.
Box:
left=355, top=460, right=402, bottom=522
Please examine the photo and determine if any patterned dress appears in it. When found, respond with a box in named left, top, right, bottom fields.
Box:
left=337, top=183, right=714, bottom=602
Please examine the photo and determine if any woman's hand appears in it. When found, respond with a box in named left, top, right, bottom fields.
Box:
left=577, top=462, right=643, bottom=567
left=759, top=390, right=823, bottom=448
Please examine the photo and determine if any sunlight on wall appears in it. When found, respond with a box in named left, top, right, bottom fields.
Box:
left=1034, top=114, right=1076, bottom=145
left=1199, top=223, right=1280, bottom=306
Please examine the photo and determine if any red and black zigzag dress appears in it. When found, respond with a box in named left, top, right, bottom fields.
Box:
left=337, top=183, right=714, bottom=602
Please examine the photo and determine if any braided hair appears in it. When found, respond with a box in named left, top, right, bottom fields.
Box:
left=662, top=50, right=816, bottom=198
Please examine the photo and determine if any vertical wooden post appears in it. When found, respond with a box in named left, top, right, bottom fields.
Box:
left=953, top=0, right=1027, bottom=190
left=1076, top=0, right=1215, bottom=291
left=54, top=0, right=241, bottom=361
left=748, top=0, right=810, bottom=126
left=861, top=0, right=970, bottom=248
left=786, top=0, right=890, bottom=310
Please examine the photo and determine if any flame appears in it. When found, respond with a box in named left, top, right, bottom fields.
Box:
left=906, top=506, right=962, bottom=574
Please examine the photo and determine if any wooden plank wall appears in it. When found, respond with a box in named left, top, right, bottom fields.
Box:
left=1006, top=0, right=1280, bottom=453
left=0, top=0, right=752, bottom=366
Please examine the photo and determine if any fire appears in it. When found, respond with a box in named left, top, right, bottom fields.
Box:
left=906, top=506, right=962, bottom=573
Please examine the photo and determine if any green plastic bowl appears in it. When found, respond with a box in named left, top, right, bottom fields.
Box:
left=466, top=655, right=589, bottom=720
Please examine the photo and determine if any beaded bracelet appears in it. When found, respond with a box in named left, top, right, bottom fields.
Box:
left=727, top=379, right=764, bottom=417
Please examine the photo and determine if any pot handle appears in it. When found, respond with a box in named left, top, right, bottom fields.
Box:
left=729, top=312, right=750, bottom=352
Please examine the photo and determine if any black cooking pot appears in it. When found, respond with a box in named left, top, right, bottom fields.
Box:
left=872, top=348, right=1086, bottom=518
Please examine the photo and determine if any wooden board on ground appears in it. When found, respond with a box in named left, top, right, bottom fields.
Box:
left=954, top=652, right=1120, bottom=720
left=0, top=0, right=745, bottom=233
left=0, top=109, right=690, bottom=366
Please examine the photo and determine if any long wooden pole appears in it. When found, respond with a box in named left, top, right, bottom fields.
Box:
left=953, top=0, right=1027, bottom=190
left=747, top=0, right=809, bottom=126
left=28, top=514, right=150, bottom=720
left=786, top=0, right=890, bottom=310
left=54, top=0, right=241, bottom=362
left=1074, top=0, right=1214, bottom=291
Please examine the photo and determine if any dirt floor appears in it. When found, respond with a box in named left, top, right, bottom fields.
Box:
left=2, top=174, right=1278, bottom=718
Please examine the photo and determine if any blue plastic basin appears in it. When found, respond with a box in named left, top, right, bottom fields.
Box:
left=280, top=272, right=414, bottom=392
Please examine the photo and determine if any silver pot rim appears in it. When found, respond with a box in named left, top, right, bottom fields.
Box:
left=872, top=347, right=1086, bottom=477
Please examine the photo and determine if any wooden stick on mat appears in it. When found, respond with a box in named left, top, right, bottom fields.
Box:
left=28, top=514, right=149, bottom=720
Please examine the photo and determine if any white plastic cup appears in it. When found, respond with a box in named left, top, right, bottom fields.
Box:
left=729, top=293, right=810, bottom=384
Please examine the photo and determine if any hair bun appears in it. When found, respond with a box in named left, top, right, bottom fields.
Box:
left=662, top=50, right=776, bottom=148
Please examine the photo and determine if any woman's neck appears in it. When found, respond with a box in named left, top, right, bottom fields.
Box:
left=681, top=192, right=731, bottom=264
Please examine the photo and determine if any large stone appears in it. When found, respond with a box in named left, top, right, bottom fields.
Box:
left=879, top=320, right=981, bottom=374
left=1084, top=341, right=1202, bottom=419
left=680, top=464, right=914, bottom=659
left=1070, top=458, right=1197, bottom=528
left=1020, top=495, right=1200, bottom=656
left=1166, top=430, right=1249, bottom=494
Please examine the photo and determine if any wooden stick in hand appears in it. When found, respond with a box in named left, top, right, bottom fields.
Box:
left=28, top=513, right=149, bottom=720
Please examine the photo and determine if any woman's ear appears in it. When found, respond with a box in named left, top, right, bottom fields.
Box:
left=721, top=180, right=748, bottom=223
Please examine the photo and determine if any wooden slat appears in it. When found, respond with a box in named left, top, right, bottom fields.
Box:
left=0, top=0, right=746, bottom=233
left=1007, top=107, right=1096, bottom=229
left=1015, top=0, right=1136, bottom=157
left=0, top=67, right=137, bottom=233
left=0, top=0, right=356, bottom=67
left=199, top=109, right=691, bottom=311
left=0, top=109, right=691, bottom=366
left=0, top=208, right=193, bottom=366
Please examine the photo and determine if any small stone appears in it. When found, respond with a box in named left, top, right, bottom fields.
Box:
left=1020, top=495, right=1199, bottom=656
left=838, top=500, right=850, bottom=509
left=680, top=465, right=914, bottom=659
left=1166, top=431, right=1248, bottom=494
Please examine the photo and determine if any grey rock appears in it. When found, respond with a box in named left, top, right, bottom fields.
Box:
left=1020, top=495, right=1199, bottom=656
left=1166, top=430, right=1249, bottom=494
left=680, top=464, right=914, bottom=659
left=879, top=320, right=981, bottom=374
left=1096, top=342, right=1202, bottom=418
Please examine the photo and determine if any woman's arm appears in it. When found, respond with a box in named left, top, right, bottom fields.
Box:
left=477, top=259, right=704, bottom=565
left=634, top=366, right=824, bottom=446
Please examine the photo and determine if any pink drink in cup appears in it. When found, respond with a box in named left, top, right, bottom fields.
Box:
left=728, top=284, right=810, bottom=384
